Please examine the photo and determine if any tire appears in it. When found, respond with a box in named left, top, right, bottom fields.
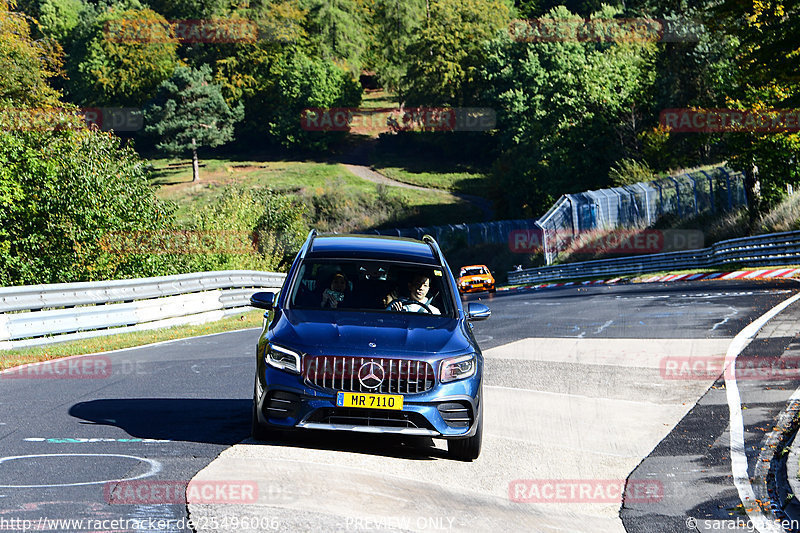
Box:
left=251, top=377, right=270, bottom=441
left=489, top=287, right=496, bottom=293
left=447, top=400, right=483, bottom=461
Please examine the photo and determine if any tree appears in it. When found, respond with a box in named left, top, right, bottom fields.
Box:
left=403, top=0, right=511, bottom=105
left=474, top=5, right=657, bottom=216
left=145, top=65, right=244, bottom=182
left=267, top=51, right=362, bottom=147
left=0, top=125, right=179, bottom=285
left=66, top=4, right=179, bottom=106
left=302, top=0, right=367, bottom=73
left=369, top=0, right=426, bottom=97
left=37, top=0, right=82, bottom=40
left=702, top=0, right=800, bottom=214
left=0, top=0, right=63, bottom=107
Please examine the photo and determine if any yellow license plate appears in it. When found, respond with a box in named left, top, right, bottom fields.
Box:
left=336, top=392, right=403, bottom=410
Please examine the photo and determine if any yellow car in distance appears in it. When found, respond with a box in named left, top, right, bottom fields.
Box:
left=458, top=265, right=496, bottom=294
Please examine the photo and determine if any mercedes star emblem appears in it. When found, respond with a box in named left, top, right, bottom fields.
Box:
left=358, top=361, right=385, bottom=389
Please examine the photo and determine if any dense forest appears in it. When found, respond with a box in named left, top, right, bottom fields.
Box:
left=0, top=0, right=798, bottom=284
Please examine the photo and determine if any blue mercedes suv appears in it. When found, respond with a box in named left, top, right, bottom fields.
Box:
left=249, top=231, right=490, bottom=460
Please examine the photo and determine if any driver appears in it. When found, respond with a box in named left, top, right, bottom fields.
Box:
left=385, top=273, right=441, bottom=315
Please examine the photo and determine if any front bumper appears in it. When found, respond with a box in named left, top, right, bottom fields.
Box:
left=255, top=365, right=482, bottom=439
left=458, top=281, right=495, bottom=293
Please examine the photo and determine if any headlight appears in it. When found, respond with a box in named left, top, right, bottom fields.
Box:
left=266, top=344, right=301, bottom=374
left=440, top=354, right=476, bottom=383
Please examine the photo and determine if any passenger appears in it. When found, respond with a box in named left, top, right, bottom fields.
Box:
left=321, top=273, right=348, bottom=309
left=385, top=273, right=441, bottom=315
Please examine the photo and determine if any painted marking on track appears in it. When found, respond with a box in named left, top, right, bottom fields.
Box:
left=712, top=306, right=739, bottom=331
left=594, top=320, right=614, bottom=334
left=23, top=437, right=171, bottom=443
left=723, top=291, right=800, bottom=533
left=0, top=454, right=162, bottom=488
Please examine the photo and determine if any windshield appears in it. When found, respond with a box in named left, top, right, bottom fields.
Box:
left=289, top=259, right=455, bottom=317
left=461, top=267, right=487, bottom=277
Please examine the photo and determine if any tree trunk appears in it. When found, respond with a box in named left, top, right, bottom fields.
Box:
left=745, top=163, right=760, bottom=222
left=191, top=138, right=200, bottom=182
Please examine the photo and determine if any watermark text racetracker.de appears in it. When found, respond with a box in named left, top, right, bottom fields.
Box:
left=661, top=356, right=800, bottom=381
left=0, top=107, right=142, bottom=131
left=509, top=17, right=703, bottom=43
left=1, top=357, right=148, bottom=379
left=104, top=480, right=261, bottom=504
left=0, top=356, right=149, bottom=380
left=99, top=229, right=261, bottom=255
left=660, top=108, right=800, bottom=133
left=509, top=228, right=704, bottom=255
left=300, top=107, right=496, bottom=133
left=509, top=479, right=663, bottom=503
left=0, top=516, right=281, bottom=532
left=104, top=18, right=259, bottom=43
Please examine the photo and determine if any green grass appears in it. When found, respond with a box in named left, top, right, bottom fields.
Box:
left=151, top=159, right=379, bottom=222
left=150, top=157, right=484, bottom=228
left=0, top=310, right=264, bottom=371
left=359, top=89, right=398, bottom=110
left=370, top=149, right=492, bottom=198
left=378, top=166, right=492, bottom=198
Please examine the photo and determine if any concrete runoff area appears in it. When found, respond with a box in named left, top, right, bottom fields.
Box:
left=188, top=337, right=732, bottom=532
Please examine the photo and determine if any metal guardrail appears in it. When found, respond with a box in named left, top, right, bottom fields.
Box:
left=0, top=271, right=285, bottom=350
left=508, top=230, right=800, bottom=285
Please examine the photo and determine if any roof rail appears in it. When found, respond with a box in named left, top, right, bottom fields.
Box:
left=422, top=234, right=443, bottom=264
left=299, top=229, right=318, bottom=259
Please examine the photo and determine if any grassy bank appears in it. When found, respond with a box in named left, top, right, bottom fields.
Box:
left=0, top=310, right=264, bottom=371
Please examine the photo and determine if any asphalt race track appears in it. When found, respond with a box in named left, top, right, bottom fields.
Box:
left=1, top=280, right=798, bottom=532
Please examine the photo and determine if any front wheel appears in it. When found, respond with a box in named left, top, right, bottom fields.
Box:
left=447, top=401, right=482, bottom=461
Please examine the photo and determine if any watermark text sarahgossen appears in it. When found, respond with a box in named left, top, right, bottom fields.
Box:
left=685, top=517, right=800, bottom=531
left=300, top=107, right=496, bottom=133
left=660, top=108, right=800, bottom=132
left=661, top=356, right=800, bottom=381
left=509, top=479, right=663, bottom=503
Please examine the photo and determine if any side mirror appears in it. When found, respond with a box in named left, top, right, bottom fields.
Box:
left=467, top=302, right=491, bottom=321
left=250, top=291, right=275, bottom=310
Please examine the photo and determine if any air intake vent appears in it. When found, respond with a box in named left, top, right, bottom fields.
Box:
left=263, top=391, right=300, bottom=419
left=437, top=402, right=472, bottom=428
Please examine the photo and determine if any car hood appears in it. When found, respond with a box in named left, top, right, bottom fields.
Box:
left=271, top=309, right=472, bottom=357
left=459, top=275, right=493, bottom=282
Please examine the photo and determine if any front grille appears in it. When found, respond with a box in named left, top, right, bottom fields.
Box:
left=307, top=408, right=434, bottom=429
left=437, top=402, right=473, bottom=428
left=303, top=356, right=435, bottom=394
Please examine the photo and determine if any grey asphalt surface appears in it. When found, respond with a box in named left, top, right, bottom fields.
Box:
left=0, top=279, right=797, bottom=532
left=620, top=288, right=800, bottom=532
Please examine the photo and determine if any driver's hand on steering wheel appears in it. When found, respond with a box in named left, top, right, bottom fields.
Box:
left=388, top=299, right=404, bottom=311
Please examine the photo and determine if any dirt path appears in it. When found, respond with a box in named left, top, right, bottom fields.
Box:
left=337, top=140, right=495, bottom=220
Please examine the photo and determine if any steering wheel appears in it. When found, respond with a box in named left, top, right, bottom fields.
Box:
left=385, top=297, right=433, bottom=314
